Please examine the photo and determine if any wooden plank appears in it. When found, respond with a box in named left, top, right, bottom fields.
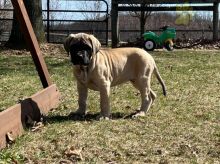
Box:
left=30, top=84, right=60, bottom=115
left=0, top=104, right=24, bottom=149
left=0, top=84, right=60, bottom=149
left=116, top=0, right=220, bottom=4
left=11, top=0, right=52, bottom=88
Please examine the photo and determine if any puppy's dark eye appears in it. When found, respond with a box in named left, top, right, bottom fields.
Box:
left=70, top=43, right=92, bottom=57
left=77, top=50, right=87, bottom=56
left=77, top=51, right=83, bottom=56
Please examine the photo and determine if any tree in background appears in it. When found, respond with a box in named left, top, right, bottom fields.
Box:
left=76, top=0, right=110, bottom=38
left=78, top=0, right=110, bottom=20
left=127, top=3, right=159, bottom=37
left=0, top=0, right=12, bottom=35
left=7, top=0, right=45, bottom=48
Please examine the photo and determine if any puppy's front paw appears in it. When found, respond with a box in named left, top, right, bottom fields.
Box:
left=132, top=111, right=146, bottom=118
left=69, top=112, right=86, bottom=120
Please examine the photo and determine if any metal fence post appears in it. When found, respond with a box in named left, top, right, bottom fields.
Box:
left=111, top=0, right=119, bottom=48
left=47, top=0, right=50, bottom=42
left=213, top=2, right=219, bottom=41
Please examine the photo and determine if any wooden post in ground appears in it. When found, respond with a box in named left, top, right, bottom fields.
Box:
left=11, top=0, right=52, bottom=88
left=111, top=0, right=119, bottom=48
left=213, top=2, right=219, bottom=41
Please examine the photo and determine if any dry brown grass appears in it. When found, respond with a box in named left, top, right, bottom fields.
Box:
left=0, top=49, right=220, bottom=163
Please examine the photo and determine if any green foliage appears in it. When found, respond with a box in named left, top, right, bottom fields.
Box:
left=0, top=151, right=24, bottom=163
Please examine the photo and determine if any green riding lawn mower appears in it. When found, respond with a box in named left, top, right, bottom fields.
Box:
left=143, top=25, right=176, bottom=51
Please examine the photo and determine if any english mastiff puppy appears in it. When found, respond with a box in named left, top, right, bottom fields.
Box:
left=64, top=33, right=166, bottom=120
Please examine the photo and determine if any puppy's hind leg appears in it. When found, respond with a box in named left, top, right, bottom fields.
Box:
left=132, top=78, right=153, bottom=118
left=150, top=89, right=156, bottom=104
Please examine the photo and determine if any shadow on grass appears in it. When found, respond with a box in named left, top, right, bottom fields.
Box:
left=45, top=111, right=137, bottom=123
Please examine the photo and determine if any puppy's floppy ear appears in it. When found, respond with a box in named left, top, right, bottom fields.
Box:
left=82, top=34, right=101, bottom=55
left=89, top=34, right=101, bottom=54
left=63, top=34, right=75, bottom=56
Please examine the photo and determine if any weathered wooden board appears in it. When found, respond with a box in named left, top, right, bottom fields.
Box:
left=0, top=84, right=60, bottom=149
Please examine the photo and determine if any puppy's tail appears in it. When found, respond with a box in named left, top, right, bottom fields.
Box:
left=154, top=65, right=167, bottom=96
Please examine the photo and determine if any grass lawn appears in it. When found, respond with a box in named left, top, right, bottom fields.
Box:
left=0, top=48, right=220, bottom=163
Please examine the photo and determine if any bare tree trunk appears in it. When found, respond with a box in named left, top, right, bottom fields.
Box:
left=7, top=0, right=45, bottom=49
left=128, top=3, right=153, bottom=38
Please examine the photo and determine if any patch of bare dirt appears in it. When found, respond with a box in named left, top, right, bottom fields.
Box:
left=1, top=40, right=220, bottom=57
left=175, top=39, right=220, bottom=50
left=0, top=43, right=66, bottom=56
left=119, top=38, right=220, bottom=50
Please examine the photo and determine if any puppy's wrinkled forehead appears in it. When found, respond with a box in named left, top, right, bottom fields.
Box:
left=64, top=33, right=101, bottom=56
left=70, top=34, right=92, bottom=49
left=70, top=40, right=91, bottom=52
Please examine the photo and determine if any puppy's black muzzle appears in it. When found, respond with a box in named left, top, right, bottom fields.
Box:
left=69, top=42, right=92, bottom=66
left=71, top=50, right=90, bottom=65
